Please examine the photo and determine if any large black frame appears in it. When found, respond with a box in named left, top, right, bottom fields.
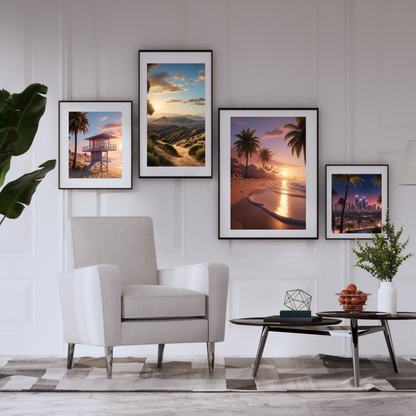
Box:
left=138, top=50, right=213, bottom=178
left=218, top=108, right=319, bottom=239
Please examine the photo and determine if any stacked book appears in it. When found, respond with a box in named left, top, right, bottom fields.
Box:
left=264, top=310, right=322, bottom=323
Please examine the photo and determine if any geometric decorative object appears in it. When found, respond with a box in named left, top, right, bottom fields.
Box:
left=284, top=289, right=312, bottom=311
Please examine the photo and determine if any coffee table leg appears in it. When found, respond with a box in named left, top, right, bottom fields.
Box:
left=350, top=318, right=360, bottom=387
left=381, top=319, right=399, bottom=373
left=252, top=325, right=269, bottom=377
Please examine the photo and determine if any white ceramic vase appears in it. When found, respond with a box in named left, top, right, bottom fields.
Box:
left=378, top=281, right=397, bottom=315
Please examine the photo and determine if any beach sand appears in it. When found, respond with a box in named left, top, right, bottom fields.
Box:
left=231, top=177, right=305, bottom=230
left=68, top=164, right=122, bottom=179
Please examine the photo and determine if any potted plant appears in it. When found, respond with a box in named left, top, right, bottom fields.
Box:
left=0, top=84, right=55, bottom=226
left=351, top=208, right=414, bottom=314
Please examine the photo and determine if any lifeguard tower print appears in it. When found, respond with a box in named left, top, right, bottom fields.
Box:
left=68, top=111, right=123, bottom=179
left=83, top=132, right=117, bottom=173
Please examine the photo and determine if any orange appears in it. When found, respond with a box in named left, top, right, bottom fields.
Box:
left=347, top=284, right=357, bottom=293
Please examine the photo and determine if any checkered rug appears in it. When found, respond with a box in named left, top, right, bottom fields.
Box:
left=1, top=354, right=415, bottom=392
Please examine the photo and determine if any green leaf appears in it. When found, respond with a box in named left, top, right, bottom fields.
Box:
left=0, top=159, right=56, bottom=220
left=0, top=89, right=10, bottom=110
left=0, top=127, right=18, bottom=187
left=0, top=84, right=48, bottom=156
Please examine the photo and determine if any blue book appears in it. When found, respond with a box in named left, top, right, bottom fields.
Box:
left=280, top=310, right=311, bottom=318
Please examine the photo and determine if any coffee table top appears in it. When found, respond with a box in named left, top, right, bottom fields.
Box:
left=316, top=311, right=416, bottom=320
left=230, top=317, right=342, bottom=327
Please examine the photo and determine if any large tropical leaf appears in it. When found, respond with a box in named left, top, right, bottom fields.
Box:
left=0, top=84, right=47, bottom=156
left=0, top=159, right=56, bottom=221
left=0, top=127, right=18, bottom=187
left=0, top=89, right=10, bottom=110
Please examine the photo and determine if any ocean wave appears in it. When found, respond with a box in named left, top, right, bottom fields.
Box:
left=247, top=194, right=306, bottom=226
left=268, top=183, right=306, bottom=199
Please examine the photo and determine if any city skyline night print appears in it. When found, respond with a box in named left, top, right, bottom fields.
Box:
left=325, top=165, right=389, bottom=240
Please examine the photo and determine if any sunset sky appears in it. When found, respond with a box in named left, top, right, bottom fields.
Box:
left=332, top=174, right=382, bottom=206
left=147, top=63, right=206, bottom=118
left=68, top=112, right=122, bottom=161
left=230, top=116, right=306, bottom=179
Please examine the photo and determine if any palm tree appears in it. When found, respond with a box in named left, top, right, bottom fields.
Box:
left=332, top=174, right=364, bottom=233
left=371, top=174, right=382, bottom=186
left=377, top=195, right=382, bottom=206
left=234, top=128, right=261, bottom=178
left=257, top=147, right=273, bottom=170
left=69, top=112, right=89, bottom=170
left=283, top=117, right=306, bottom=164
left=331, top=190, right=338, bottom=232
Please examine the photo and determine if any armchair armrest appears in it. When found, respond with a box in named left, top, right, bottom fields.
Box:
left=57, top=264, right=122, bottom=347
left=158, top=263, right=229, bottom=342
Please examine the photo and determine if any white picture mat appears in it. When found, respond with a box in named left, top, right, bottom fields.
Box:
left=219, top=109, right=318, bottom=239
left=139, top=51, right=212, bottom=177
left=59, top=101, right=132, bottom=189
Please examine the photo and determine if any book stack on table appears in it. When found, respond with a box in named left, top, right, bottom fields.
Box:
left=264, top=310, right=323, bottom=323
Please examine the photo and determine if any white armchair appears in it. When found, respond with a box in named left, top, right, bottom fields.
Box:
left=57, top=217, right=229, bottom=378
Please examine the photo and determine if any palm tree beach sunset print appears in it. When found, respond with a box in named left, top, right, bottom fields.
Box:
left=230, top=116, right=307, bottom=230
left=331, top=174, right=382, bottom=234
left=146, top=63, right=206, bottom=168
left=68, top=111, right=122, bottom=179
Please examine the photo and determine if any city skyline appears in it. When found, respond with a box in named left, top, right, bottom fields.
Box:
left=331, top=174, right=381, bottom=206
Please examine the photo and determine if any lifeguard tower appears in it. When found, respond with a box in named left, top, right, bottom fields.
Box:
left=82, top=132, right=117, bottom=172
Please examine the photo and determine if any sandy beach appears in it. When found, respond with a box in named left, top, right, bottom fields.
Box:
left=231, top=177, right=305, bottom=230
left=68, top=164, right=122, bottom=179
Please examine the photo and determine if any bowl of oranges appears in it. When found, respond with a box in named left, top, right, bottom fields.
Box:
left=336, top=284, right=370, bottom=313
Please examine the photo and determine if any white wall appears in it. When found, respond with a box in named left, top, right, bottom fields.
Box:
left=1, top=0, right=416, bottom=359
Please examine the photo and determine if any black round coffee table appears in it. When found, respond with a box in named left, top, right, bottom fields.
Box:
left=230, top=317, right=342, bottom=377
left=316, top=311, right=416, bottom=387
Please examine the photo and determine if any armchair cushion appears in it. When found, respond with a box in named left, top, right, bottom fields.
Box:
left=121, top=285, right=206, bottom=319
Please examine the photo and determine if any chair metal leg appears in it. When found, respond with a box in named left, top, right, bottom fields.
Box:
left=105, top=347, right=113, bottom=379
left=253, top=325, right=269, bottom=377
left=207, top=342, right=215, bottom=373
left=67, top=343, right=75, bottom=370
left=157, top=344, right=165, bottom=368
left=381, top=319, right=399, bottom=373
left=350, top=318, right=360, bottom=387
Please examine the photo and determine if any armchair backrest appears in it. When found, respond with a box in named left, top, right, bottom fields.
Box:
left=66, top=217, right=158, bottom=286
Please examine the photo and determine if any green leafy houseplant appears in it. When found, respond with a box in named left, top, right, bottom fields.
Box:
left=352, top=209, right=414, bottom=281
left=0, top=84, right=56, bottom=226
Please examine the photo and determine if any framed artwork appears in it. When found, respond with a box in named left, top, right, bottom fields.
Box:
left=59, top=101, right=132, bottom=189
left=218, top=108, right=319, bottom=239
left=139, top=50, right=212, bottom=178
left=325, top=164, right=389, bottom=239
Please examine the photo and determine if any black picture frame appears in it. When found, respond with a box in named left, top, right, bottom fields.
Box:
left=325, top=164, right=389, bottom=239
left=139, top=50, right=213, bottom=178
left=58, top=101, right=133, bottom=190
left=219, top=108, right=319, bottom=239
